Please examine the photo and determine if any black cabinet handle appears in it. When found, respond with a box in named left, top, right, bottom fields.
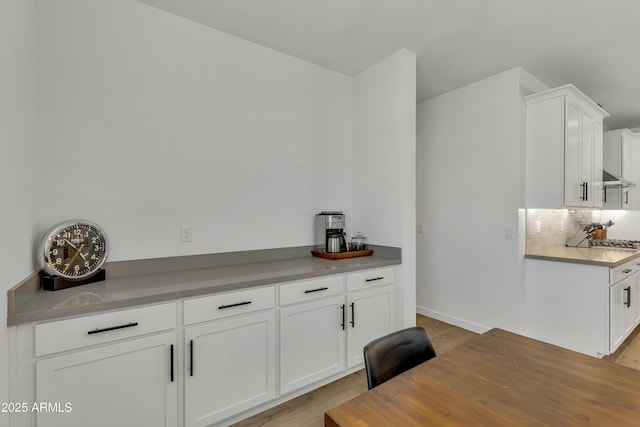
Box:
left=623, top=269, right=632, bottom=274
left=604, top=187, right=607, bottom=203
left=189, top=340, right=194, bottom=377
left=340, top=304, right=345, bottom=330
left=350, top=302, right=355, bottom=328
left=87, top=322, right=138, bottom=335
left=585, top=181, right=588, bottom=201
left=170, top=344, right=174, bottom=382
left=365, top=277, right=384, bottom=282
left=304, top=287, right=328, bottom=294
left=625, top=190, right=629, bottom=205
left=625, top=286, right=632, bottom=308
left=218, top=301, right=251, bottom=310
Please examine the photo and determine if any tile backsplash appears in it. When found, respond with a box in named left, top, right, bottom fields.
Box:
left=526, top=209, right=601, bottom=252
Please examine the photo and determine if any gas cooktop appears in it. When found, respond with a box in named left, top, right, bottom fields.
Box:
left=590, top=239, right=640, bottom=250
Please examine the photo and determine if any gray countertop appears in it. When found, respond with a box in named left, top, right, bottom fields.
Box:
left=7, top=245, right=401, bottom=325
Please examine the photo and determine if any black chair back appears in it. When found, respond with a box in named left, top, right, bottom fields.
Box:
left=363, top=326, right=436, bottom=389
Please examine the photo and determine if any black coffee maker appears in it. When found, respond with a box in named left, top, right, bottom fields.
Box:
left=315, top=211, right=348, bottom=253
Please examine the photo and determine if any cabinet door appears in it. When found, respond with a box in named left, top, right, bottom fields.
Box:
left=610, top=280, right=626, bottom=352
left=565, top=101, right=602, bottom=208
left=346, top=285, right=394, bottom=368
left=36, top=332, right=177, bottom=427
left=610, top=278, right=636, bottom=353
left=633, top=272, right=640, bottom=327
left=280, top=295, right=345, bottom=394
left=580, top=110, right=596, bottom=206
left=184, top=310, right=276, bottom=427
left=627, top=136, right=640, bottom=210
left=564, top=101, right=584, bottom=207
left=590, top=116, right=603, bottom=208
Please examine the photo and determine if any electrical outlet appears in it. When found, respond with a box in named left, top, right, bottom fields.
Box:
left=505, top=227, right=514, bottom=240
left=181, top=225, right=192, bottom=242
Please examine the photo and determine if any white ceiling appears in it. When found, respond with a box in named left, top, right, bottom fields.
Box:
left=139, top=0, right=640, bottom=130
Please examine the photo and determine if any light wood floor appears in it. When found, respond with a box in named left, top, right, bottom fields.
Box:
left=231, top=314, right=477, bottom=427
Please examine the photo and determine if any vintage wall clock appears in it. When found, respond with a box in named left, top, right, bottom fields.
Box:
left=39, top=219, right=109, bottom=290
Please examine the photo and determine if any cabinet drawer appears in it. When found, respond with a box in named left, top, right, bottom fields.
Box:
left=35, top=302, right=177, bottom=357
left=280, top=276, right=344, bottom=306
left=611, top=258, right=640, bottom=284
left=346, top=268, right=395, bottom=292
left=184, top=286, right=275, bottom=326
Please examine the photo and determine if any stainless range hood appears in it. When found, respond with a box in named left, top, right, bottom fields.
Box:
left=603, top=170, right=636, bottom=188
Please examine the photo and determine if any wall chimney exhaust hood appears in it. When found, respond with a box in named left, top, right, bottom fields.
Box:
left=603, top=170, right=635, bottom=188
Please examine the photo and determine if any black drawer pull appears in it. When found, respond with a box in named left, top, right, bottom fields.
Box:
left=218, top=301, right=252, bottom=310
left=87, top=322, right=138, bottom=335
left=623, top=269, right=633, bottom=274
left=304, top=287, right=329, bottom=294
left=365, top=277, right=384, bottom=282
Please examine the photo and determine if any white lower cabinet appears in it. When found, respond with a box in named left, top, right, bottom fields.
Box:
left=36, top=332, right=177, bottom=427
left=610, top=272, right=640, bottom=352
left=279, top=295, right=346, bottom=394
left=346, top=285, right=394, bottom=368
left=279, top=268, right=395, bottom=395
left=33, top=303, right=178, bottom=427
left=18, top=267, right=398, bottom=427
left=610, top=277, right=633, bottom=351
left=527, top=257, right=640, bottom=357
left=184, top=310, right=276, bottom=427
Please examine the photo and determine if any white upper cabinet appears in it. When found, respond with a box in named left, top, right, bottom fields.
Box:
left=525, top=84, right=609, bottom=208
left=603, top=129, right=640, bottom=209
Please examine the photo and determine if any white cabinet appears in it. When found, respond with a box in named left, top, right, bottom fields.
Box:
left=344, top=268, right=395, bottom=367
left=609, top=261, right=640, bottom=353
left=526, top=259, right=610, bottom=357
left=345, top=285, right=394, bottom=368
left=525, top=84, right=609, bottom=208
left=603, top=129, right=640, bottom=209
left=184, top=311, right=276, bottom=427
left=279, top=268, right=395, bottom=394
left=279, top=294, right=345, bottom=394
left=184, top=286, right=276, bottom=427
left=36, top=332, right=177, bottom=427
left=15, top=266, right=398, bottom=427
left=527, top=256, right=640, bottom=358
left=34, top=303, right=178, bottom=427
left=610, top=277, right=634, bottom=351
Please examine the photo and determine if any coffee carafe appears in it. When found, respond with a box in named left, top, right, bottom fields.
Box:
left=315, top=211, right=348, bottom=253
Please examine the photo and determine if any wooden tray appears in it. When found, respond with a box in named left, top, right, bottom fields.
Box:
left=311, top=249, right=373, bottom=260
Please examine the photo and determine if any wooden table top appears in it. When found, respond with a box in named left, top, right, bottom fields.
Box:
left=325, top=328, right=640, bottom=426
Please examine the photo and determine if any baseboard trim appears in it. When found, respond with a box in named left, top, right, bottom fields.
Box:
left=416, top=306, right=491, bottom=334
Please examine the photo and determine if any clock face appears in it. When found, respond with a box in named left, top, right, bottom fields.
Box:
left=41, top=220, right=108, bottom=280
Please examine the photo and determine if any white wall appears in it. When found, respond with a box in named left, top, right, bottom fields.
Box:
left=416, top=68, right=545, bottom=333
left=3, top=3, right=418, bottom=414
left=36, top=0, right=354, bottom=261
left=0, top=0, right=38, bottom=413
left=353, top=49, right=416, bottom=327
